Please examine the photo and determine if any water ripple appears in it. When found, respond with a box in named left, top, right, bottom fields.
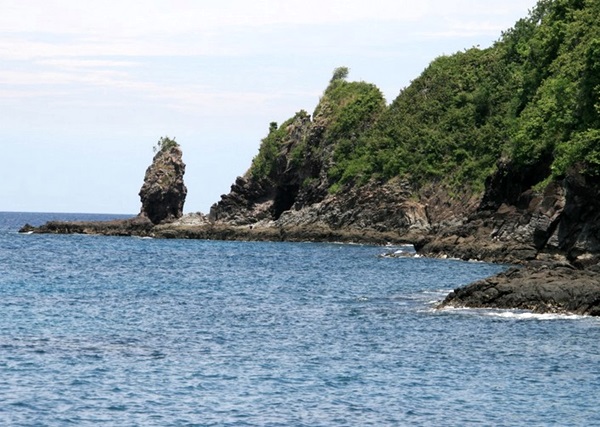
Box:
left=0, top=213, right=599, bottom=425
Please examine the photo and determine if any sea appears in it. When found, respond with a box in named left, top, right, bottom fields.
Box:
left=1, top=211, right=599, bottom=426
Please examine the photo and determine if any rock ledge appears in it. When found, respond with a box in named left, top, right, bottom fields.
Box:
left=439, top=264, right=600, bottom=316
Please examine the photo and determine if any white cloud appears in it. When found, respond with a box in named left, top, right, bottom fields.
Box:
left=37, top=59, right=139, bottom=69
left=0, top=0, right=535, bottom=34
left=0, top=0, right=427, bottom=36
left=0, top=0, right=538, bottom=116
left=417, top=20, right=512, bottom=40
left=0, top=0, right=537, bottom=61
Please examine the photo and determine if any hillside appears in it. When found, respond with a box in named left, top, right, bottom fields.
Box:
left=209, top=0, right=600, bottom=263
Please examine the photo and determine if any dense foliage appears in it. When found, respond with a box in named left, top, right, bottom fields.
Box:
left=250, top=120, right=288, bottom=179
left=249, top=0, right=600, bottom=193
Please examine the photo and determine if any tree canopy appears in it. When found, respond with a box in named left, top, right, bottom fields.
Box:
left=248, top=0, right=600, bottom=195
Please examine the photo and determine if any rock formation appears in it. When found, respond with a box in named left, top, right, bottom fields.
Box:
left=417, top=164, right=600, bottom=266
left=420, top=162, right=600, bottom=315
left=208, top=107, right=434, bottom=240
left=209, top=111, right=327, bottom=225
left=439, top=264, right=600, bottom=316
left=139, top=140, right=187, bottom=224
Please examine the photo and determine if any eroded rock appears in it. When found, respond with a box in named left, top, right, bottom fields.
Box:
left=139, top=142, right=187, bottom=224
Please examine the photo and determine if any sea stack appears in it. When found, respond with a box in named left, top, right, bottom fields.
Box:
left=139, top=137, right=187, bottom=224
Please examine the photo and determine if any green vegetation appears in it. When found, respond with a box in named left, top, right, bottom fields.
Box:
left=249, top=111, right=307, bottom=179
left=330, top=66, right=349, bottom=83
left=248, top=0, right=600, bottom=194
left=153, top=136, right=179, bottom=153
left=318, top=72, right=387, bottom=185
left=355, top=46, right=515, bottom=189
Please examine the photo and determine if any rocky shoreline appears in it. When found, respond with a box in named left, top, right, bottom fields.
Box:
left=19, top=209, right=600, bottom=317
left=19, top=215, right=415, bottom=245
left=20, top=133, right=600, bottom=316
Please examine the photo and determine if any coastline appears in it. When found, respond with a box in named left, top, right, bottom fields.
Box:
left=19, top=216, right=417, bottom=246
left=19, top=214, right=600, bottom=317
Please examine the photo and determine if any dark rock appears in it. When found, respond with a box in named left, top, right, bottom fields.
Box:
left=559, top=170, right=600, bottom=261
left=21, top=216, right=154, bottom=236
left=209, top=176, right=275, bottom=225
left=439, top=265, right=600, bottom=316
left=19, top=223, right=35, bottom=233
left=139, top=144, right=187, bottom=224
left=478, top=157, right=552, bottom=212
left=209, top=112, right=322, bottom=225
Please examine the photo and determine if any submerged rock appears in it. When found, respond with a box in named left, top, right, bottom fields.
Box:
left=139, top=140, right=187, bottom=224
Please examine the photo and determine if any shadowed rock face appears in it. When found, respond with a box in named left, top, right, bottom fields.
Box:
left=417, top=161, right=600, bottom=266
left=139, top=145, right=187, bottom=224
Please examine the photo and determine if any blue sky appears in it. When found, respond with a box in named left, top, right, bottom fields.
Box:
left=1, top=0, right=538, bottom=214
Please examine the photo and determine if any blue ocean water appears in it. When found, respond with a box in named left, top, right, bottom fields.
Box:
left=1, top=212, right=599, bottom=426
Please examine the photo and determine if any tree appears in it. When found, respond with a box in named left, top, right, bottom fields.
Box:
left=330, top=66, right=349, bottom=83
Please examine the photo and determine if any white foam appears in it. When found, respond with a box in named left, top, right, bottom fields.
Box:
left=422, top=289, right=454, bottom=295
left=386, top=243, right=415, bottom=249
left=483, top=310, right=586, bottom=321
left=438, top=306, right=589, bottom=321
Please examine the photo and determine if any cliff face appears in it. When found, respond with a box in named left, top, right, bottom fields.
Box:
left=417, top=163, right=600, bottom=265
left=209, top=82, right=439, bottom=237
left=209, top=124, right=433, bottom=237
left=209, top=111, right=320, bottom=225
left=139, top=143, right=187, bottom=224
left=433, top=165, right=600, bottom=314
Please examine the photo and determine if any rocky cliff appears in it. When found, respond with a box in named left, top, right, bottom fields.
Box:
left=418, top=164, right=600, bottom=265
left=139, top=138, right=187, bottom=224
left=208, top=84, right=442, bottom=240
left=209, top=0, right=600, bottom=250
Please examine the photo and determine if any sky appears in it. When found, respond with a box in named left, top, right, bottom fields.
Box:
left=1, top=0, right=539, bottom=215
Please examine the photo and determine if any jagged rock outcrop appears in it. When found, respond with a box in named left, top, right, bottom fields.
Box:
left=439, top=264, right=600, bottom=316
left=420, top=162, right=600, bottom=315
left=210, top=174, right=433, bottom=239
left=417, top=162, right=600, bottom=266
left=209, top=175, right=276, bottom=225
left=139, top=143, right=187, bottom=224
left=208, top=104, right=439, bottom=239
left=558, top=170, right=600, bottom=263
left=273, top=179, right=430, bottom=235
left=209, top=111, right=328, bottom=225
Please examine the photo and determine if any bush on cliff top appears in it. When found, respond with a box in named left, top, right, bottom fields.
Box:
left=154, top=136, right=179, bottom=154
